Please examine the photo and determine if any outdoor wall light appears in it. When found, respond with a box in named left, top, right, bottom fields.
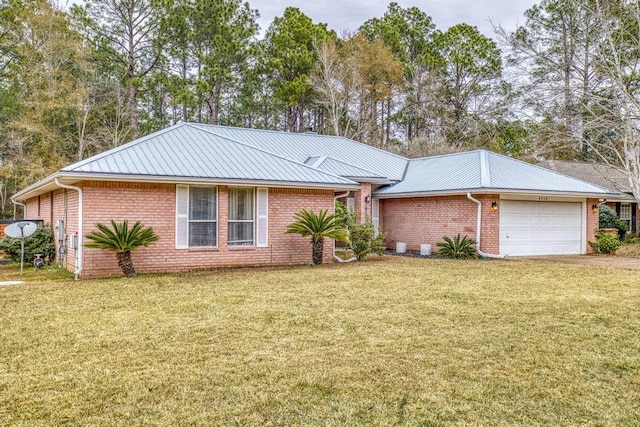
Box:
left=365, top=195, right=371, bottom=203
left=592, top=204, right=599, bottom=213
left=491, top=201, right=498, bottom=211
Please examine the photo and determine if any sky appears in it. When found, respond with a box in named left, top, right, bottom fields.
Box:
left=250, top=0, right=538, bottom=38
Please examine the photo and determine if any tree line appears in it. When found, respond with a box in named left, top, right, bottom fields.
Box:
left=2, top=0, right=640, bottom=217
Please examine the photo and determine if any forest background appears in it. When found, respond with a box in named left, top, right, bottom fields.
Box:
left=3, top=0, right=640, bottom=217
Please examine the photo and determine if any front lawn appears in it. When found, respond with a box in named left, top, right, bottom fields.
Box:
left=1, top=258, right=639, bottom=425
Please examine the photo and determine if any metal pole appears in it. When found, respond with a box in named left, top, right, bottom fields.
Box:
left=20, top=228, right=24, bottom=276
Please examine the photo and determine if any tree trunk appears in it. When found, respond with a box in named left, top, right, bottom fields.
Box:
left=312, top=238, right=324, bottom=265
left=116, top=250, right=137, bottom=277
left=128, top=83, right=139, bottom=140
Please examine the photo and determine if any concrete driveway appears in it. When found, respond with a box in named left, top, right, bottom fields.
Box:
left=517, top=255, right=640, bottom=271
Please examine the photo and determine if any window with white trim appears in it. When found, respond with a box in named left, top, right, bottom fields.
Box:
left=176, top=185, right=218, bottom=248
left=228, top=187, right=255, bottom=246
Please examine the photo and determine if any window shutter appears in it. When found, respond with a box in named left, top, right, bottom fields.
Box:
left=256, top=188, right=268, bottom=247
left=372, top=198, right=379, bottom=236
left=346, top=197, right=355, bottom=213
left=176, top=185, right=189, bottom=249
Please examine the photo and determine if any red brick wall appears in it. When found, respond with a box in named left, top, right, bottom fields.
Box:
left=353, top=182, right=372, bottom=222
left=380, top=194, right=500, bottom=254
left=587, top=198, right=600, bottom=253
left=26, top=189, right=78, bottom=272
left=25, top=182, right=335, bottom=278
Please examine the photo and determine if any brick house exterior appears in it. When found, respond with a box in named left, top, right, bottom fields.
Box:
left=25, top=182, right=336, bottom=278
left=13, top=123, right=616, bottom=277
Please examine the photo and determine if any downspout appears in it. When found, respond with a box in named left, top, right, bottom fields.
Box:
left=466, top=192, right=506, bottom=259
left=334, top=191, right=357, bottom=263
left=55, top=178, right=83, bottom=279
left=11, top=199, right=26, bottom=219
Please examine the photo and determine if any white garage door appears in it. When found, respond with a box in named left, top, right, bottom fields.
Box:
left=500, top=200, right=583, bottom=256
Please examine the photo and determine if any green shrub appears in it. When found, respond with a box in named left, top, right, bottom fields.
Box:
left=589, top=231, right=622, bottom=254
left=599, top=205, right=627, bottom=237
left=0, top=225, right=56, bottom=263
left=349, top=220, right=386, bottom=260
left=334, top=201, right=385, bottom=260
left=334, top=201, right=356, bottom=229
left=436, top=234, right=478, bottom=259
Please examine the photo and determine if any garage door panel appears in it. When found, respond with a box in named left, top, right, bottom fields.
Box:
left=500, top=200, right=582, bottom=256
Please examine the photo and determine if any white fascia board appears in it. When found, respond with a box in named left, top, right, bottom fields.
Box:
left=374, top=188, right=618, bottom=199
left=11, top=174, right=58, bottom=201
left=13, top=172, right=360, bottom=201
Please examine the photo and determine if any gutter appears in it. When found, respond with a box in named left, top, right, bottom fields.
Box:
left=375, top=188, right=618, bottom=199
left=333, top=191, right=357, bottom=263
left=466, top=192, right=506, bottom=259
left=54, top=178, right=83, bottom=280
left=15, top=173, right=360, bottom=201
left=11, top=199, right=26, bottom=219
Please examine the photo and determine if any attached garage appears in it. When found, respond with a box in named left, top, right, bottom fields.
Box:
left=499, top=200, right=584, bottom=256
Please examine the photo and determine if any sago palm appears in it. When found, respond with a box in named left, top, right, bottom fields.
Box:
left=84, top=220, right=159, bottom=277
left=286, top=209, right=349, bottom=264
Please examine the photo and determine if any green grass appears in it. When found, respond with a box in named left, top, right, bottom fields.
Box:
left=1, top=257, right=639, bottom=425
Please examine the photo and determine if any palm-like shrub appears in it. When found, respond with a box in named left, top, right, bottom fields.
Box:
left=436, top=234, right=478, bottom=259
left=84, top=220, right=159, bottom=277
left=286, top=209, right=349, bottom=264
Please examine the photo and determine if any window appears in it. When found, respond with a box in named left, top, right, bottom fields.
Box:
left=346, top=197, right=355, bottom=213
left=228, top=187, right=254, bottom=246
left=620, top=203, right=632, bottom=221
left=620, top=203, right=632, bottom=232
left=176, top=185, right=217, bottom=248
left=189, top=187, right=217, bottom=247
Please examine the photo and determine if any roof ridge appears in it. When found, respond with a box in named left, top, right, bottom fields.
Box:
left=184, top=123, right=358, bottom=185
left=480, top=150, right=491, bottom=187
left=194, top=122, right=411, bottom=162
left=320, top=156, right=386, bottom=178
left=409, top=149, right=484, bottom=162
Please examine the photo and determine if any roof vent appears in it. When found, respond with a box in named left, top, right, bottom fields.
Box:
left=305, top=127, right=317, bottom=134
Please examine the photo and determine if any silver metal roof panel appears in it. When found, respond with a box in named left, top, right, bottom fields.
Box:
left=61, top=123, right=357, bottom=187
left=375, top=150, right=617, bottom=196
left=192, top=124, right=408, bottom=181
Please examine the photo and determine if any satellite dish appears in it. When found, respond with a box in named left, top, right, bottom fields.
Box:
left=4, top=221, right=37, bottom=239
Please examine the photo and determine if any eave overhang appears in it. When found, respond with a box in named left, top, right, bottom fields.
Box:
left=372, top=187, right=619, bottom=200
left=12, top=171, right=361, bottom=202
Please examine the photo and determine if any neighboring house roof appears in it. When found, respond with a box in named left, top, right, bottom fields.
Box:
left=374, top=150, right=617, bottom=198
left=191, top=123, right=408, bottom=181
left=537, top=160, right=634, bottom=201
left=304, top=156, right=387, bottom=182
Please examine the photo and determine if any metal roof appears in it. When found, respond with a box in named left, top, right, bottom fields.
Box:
left=14, top=123, right=623, bottom=202
left=304, top=156, right=386, bottom=181
left=59, top=123, right=357, bottom=188
left=374, top=150, right=618, bottom=197
left=191, top=124, right=407, bottom=181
